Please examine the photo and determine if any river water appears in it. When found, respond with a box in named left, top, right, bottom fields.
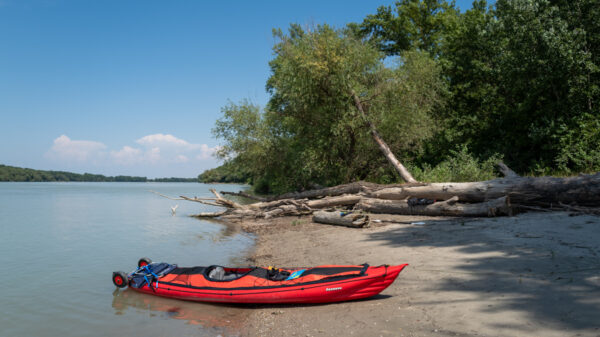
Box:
left=0, top=182, right=254, bottom=337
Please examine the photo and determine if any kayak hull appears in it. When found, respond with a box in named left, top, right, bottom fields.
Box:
left=131, top=264, right=407, bottom=304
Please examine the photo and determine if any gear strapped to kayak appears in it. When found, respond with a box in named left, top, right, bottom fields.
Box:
left=112, top=258, right=407, bottom=304
left=129, top=262, right=177, bottom=289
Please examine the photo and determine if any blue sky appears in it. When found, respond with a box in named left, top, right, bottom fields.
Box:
left=0, top=0, right=477, bottom=178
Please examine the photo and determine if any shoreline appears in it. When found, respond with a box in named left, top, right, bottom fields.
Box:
left=236, top=212, right=600, bottom=337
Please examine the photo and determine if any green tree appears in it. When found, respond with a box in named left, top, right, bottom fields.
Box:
left=357, top=0, right=600, bottom=173
left=443, top=0, right=600, bottom=172
left=198, top=159, right=252, bottom=184
left=211, top=100, right=274, bottom=189
left=212, top=24, right=446, bottom=193
left=435, top=0, right=503, bottom=160
left=352, top=0, right=459, bottom=56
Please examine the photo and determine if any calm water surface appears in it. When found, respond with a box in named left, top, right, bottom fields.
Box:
left=0, top=182, right=254, bottom=337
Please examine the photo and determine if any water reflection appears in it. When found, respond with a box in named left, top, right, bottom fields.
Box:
left=179, top=218, right=253, bottom=247
left=112, top=289, right=246, bottom=335
left=202, top=218, right=246, bottom=240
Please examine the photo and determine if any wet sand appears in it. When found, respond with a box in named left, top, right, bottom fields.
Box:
left=239, top=212, right=600, bottom=337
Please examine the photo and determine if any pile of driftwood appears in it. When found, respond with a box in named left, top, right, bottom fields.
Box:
left=153, top=162, right=600, bottom=228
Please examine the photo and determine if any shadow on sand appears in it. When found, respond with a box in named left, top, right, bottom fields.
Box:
left=366, top=212, right=600, bottom=332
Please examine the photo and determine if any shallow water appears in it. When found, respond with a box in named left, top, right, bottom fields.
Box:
left=0, top=182, right=254, bottom=337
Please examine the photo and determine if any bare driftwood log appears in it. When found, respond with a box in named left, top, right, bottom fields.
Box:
left=313, top=210, right=370, bottom=228
left=368, top=173, right=600, bottom=206
left=268, top=181, right=380, bottom=201
left=306, top=194, right=363, bottom=209
left=190, top=210, right=228, bottom=218
left=220, top=190, right=267, bottom=202
left=497, top=161, right=519, bottom=178
left=245, top=195, right=362, bottom=218
left=156, top=189, right=361, bottom=219
left=355, top=196, right=511, bottom=217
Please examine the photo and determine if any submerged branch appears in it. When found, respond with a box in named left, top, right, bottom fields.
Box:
left=149, top=190, right=187, bottom=200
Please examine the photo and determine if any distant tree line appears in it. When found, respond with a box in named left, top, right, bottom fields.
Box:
left=200, top=0, right=599, bottom=193
left=152, top=177, right=198, bottom=182
left=198, top=159, right=252, bottom=184
left=0, top=164, right=197, bottom=182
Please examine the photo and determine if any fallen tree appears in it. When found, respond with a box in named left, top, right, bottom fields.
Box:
left=251, top=181, right=382, bottom=202
left=153, top=163, right=600, bottom=220
left=355, top=196, right=511, bottom=217
left=367, top=173, right=600, bottom=206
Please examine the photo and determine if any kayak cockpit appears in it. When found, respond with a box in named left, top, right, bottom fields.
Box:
left=205, top=266, right=253, bottom=281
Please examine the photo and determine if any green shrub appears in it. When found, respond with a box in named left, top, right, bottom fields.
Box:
left=408, top=147, right=501, bottom=182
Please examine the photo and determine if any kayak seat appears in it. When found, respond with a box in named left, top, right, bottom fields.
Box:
left=207, top=266, right=244, bottom=281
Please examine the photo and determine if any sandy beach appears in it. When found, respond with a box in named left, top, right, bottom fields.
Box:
left=237, top=212, right=600, bottom=337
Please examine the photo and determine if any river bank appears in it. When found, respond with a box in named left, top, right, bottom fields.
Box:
left=237, top=212, right=600, bottom=337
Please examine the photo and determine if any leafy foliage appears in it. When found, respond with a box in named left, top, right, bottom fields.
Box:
left=351, top=0, right=459, bottom=56
left=207, top=0, right=599, bottom=192
left=198, top=159, right=252, bottom=184
left=211, top=25, right=445, bottom=193
left=408, top=146, right=502, bottom=182
left=357, top=0, right=600, bottom=174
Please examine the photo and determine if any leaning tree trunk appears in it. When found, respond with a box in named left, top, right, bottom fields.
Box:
left=351, top=91, right=417, bottom=183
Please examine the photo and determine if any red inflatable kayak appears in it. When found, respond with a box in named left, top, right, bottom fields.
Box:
left=112, top=258, right=407, bottom=304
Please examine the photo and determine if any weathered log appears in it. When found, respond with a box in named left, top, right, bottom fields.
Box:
left=242, top=194, right=361, bottom=212
left=306, top=194, right=363, bottom=209
left=313, top=210, right=370, bottom=228
left=220, top=190, right=267, bottom=202
left=263, top=205, right=313, bottom=219
left=268, top=181, right=380, bottom=201
left=246, top=199, right=305, bottom=212
left=497, top=162, right=519, bottom=178
left=190, top=210, right=228, bottom=218
left=367, top=173, right=600, bottom=206
left=355, top=196, right=511, bottom=217
left=208, top=188, right=242, bottom=208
